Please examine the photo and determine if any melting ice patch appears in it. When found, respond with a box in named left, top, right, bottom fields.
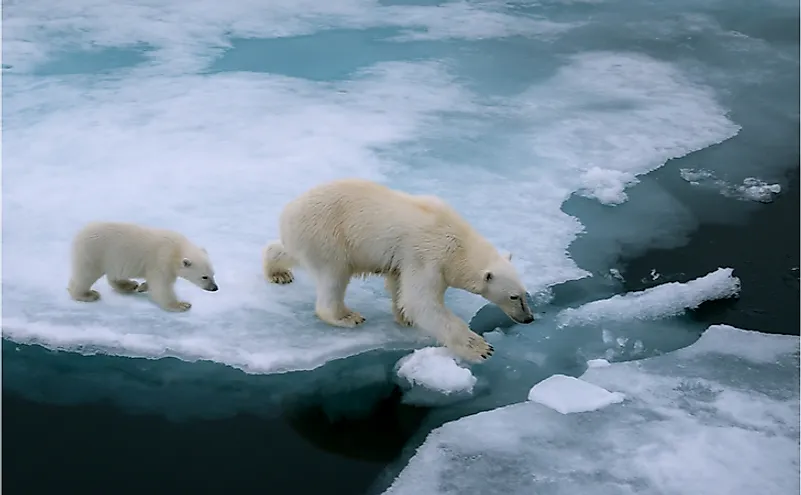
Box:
left=382, top=325, right=801, bottom=495
left=556, top=267, right=741, bottom=328
left=680, top=168, right=783, bottom=203
left=527, top=374, right=625, bottom=414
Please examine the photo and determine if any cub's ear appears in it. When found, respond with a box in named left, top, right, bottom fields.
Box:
left=483, top=271, right=493, bottom=282
left=201, top=247, right=208, bottom=254
left=182, top=258, right=192, bottom=267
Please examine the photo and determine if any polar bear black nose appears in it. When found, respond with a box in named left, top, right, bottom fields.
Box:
left=207, top=282, right=219, bottom=292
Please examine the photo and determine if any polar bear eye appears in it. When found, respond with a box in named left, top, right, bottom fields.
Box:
left=510, top=295, right=520, bottom=300
left=201, top=276, right=209, bottom=280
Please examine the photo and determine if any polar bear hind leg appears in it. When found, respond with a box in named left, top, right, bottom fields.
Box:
left=67, top=261, right=104, bottom=302
left=312, top=267, right=365, bottom=327
left=264, top=241, right=296, bottom=284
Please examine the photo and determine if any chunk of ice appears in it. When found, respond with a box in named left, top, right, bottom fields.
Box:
left=395, top=347, right=477, bottom=395
left=382, top=325, right=800, bottom=495
left=680, top=168, right=782, bottom=203
left=556, top=267, right=740, bottom=328
left=527, top=374, right=625, bottom=414
left=587, top=358, right=611, bottom=368
left=576, top=167, right=640, bottom=206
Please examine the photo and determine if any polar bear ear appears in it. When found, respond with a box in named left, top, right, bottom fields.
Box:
left=201, top=247, right=208, bottom=254
left=182, top=258, right=192, bottom=267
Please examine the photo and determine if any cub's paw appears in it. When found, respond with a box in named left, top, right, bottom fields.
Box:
left=449, top=332, right=494, bottom=363
left=71, top=289, right=101, bottom=302
left=136, top=282, right=149, bottom=293
left=268, top=270, right=294, bottom=285
left=166, top=301, right=192, bottom=312
left=110, top=279, right=140, bottom=294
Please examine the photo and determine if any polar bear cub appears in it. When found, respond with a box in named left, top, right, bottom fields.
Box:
left=68, top=221, right=219, bottom=312
left=263, top=178, right=535, bottom=363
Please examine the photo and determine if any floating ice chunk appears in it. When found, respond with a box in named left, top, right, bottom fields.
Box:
left=382, top=325, right=800, bottom=495
left=527, top=374, right=625, bottom=414
left=679, top=167, right=717, bottom=184
left=587, top=358, right=611, bottom=368
left=556, top=267, right=740, bottom=328
left=737, top=177, right=781, bottom=203
left=395, top=347, right=477, bottom=395
left=576, top=166, right=640, bottom=205
left=680, top=168, right=782, bottom=203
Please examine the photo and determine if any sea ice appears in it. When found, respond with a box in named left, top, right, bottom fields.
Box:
left=0, top=0, right=744, bottom=377
left=556, top=267, right=741, bottom=328
left=395, top=347, right=477, bottom=395
left=381, top=325, right=800, bottom=495
left=526, top=374, right=625, bottom=414
left=679, top=168, right=783, bottom=203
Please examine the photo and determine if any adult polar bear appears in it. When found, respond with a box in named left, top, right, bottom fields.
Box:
left=263, top=179, right=535, bottom=363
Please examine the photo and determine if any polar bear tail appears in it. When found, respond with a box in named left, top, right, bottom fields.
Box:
left=263, top=240, right=297, bottom=283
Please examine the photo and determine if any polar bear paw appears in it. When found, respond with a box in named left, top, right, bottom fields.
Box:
left=449, top=331, right=494, bottom=363
left=71, top=289, right=101, bottom=302
left=166, top=301, right=192, bottom=312
left=268, top=270, right=294, bottom=285
left=109, top=279, right=141, bottom=294
left=136, top=282, right=149, bottom=293
left=393, top=307, right=414, bottom=327
left=317, top=309, right=366, bottom=328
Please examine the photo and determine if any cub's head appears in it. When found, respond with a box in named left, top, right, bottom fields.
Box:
left=479, top=252, right=535, bottom=324
left=177, top=247, right=219, bottom=292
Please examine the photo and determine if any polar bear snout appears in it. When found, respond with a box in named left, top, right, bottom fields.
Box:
left=498, top=294, right=535, bottom=325
left=515, top=312, right=536, bottom=324
left=204, top=281, right=219, bottom=292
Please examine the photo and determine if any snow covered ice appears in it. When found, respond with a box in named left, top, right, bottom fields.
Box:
left=2, top=0, right=799, bottom=491
left=382, top=325, right=800, bottom=495
left=1, top=0, right=745, bottom=374
left=394, top=347, right=477, bottom=406
left=527, top=374, right=625, bottom=414
left=556, top=267, right=741, bottom=328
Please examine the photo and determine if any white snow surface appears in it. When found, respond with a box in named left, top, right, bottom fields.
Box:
left=382, top=325, right=801, bottom=495
left=527, top=374, right=625, bottom=414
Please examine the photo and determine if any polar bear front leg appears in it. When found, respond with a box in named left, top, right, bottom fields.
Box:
left=313, top=269, right=365, bottom=328
left=385, top=272, right=412, bottom=327
left=146, top=273, right=191, bottom=312
left=399, top=267, right=494, bottom=362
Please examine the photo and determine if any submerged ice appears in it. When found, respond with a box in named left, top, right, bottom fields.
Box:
left=382, top=325, right=800, bottom=495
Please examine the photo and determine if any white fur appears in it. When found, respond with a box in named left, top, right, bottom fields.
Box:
left=67, top=221, right=219, bottom=312
left=263, top=178, right=534, bottom=363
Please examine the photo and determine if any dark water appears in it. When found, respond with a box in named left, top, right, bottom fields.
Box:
left=3, top=164, right=799, bottom=495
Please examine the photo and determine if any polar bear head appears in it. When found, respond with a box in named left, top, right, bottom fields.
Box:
left=479, top=252, right=535, bottom=324
left=177, top=247, right=219, bottom=292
